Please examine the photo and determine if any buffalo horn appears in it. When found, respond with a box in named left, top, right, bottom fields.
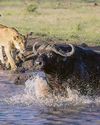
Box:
left=33, top=42, right=38, bottom=55
left=46, top=44, right=75, bottom=57
left=33, top=42, right=49, bottom=55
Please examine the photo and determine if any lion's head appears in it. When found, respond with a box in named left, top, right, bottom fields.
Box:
left=13, top=34, right=25, bottom=54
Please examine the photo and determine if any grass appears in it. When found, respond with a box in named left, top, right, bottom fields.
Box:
left=0, top=0, right=100, bottom=45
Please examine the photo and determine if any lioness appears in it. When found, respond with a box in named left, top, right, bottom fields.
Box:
left=0, top=24, right=26, bottom=70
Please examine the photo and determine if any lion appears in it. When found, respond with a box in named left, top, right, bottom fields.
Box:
left=0, top=24, right=26, bottom=70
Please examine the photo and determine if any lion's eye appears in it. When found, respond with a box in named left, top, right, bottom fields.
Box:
left=14, top=36, right=19, bottom=40
left=13, top=36, right=17, bottom=40
left=16, top=36, right=19, bottom=38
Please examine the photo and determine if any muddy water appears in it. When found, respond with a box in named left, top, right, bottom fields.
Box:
left=0, top=71, right=100, bottom=125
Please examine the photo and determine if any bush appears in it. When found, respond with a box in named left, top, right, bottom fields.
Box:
left=82, top=0, right=97, bottom=3
left=27, top=4, right=38, bottom=12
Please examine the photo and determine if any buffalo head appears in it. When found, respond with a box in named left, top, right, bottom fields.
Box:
left=33, top=42, right=75, bottom=75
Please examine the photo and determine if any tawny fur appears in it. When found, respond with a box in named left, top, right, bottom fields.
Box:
left=0, top=24, right=25, bottom=70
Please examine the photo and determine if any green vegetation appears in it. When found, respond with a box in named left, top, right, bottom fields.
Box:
left=27, top=2, right=38, bottom=12
left=0, top=0, right=100, bottom=45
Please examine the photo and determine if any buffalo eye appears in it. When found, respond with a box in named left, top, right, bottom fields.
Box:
left=63, top=57, right=67, bottom=62
left=47, top=53, right=53, bottom=58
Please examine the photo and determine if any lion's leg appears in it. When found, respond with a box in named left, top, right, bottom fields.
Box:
left=5, top=47, right=17, bottom=70
left=0, top=46, right=5, bottom=64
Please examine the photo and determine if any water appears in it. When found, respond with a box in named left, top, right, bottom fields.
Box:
left=0, top=71, right=100, bottom=125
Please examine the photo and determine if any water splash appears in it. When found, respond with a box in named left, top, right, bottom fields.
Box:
left=25, top=71, right=51, bottom=98
left=1, top=71, right=100, bottom=107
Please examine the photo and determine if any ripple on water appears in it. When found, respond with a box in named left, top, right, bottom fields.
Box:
left=0, top=71, right=100, bottom=125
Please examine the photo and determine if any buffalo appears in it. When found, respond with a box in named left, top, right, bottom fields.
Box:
left=32, top=42, right=100, bottom=96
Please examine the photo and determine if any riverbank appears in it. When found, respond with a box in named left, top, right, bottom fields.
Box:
left=0, top=0, right=100, bottom=45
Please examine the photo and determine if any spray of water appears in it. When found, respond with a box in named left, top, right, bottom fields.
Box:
left=1, top=71, right=100, bottom=107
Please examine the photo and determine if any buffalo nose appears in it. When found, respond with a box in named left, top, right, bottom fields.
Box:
left=35, top=61, right=43, bottom=66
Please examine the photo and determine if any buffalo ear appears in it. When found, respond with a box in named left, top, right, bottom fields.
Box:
left=80, top=43, right=88, bottom=47
left=24, top=32, right=33, bottom=46
left=25, top=32, right=33, bottom=39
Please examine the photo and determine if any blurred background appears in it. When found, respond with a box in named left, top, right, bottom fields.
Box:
left=0, top=0, right=100, bottom=45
